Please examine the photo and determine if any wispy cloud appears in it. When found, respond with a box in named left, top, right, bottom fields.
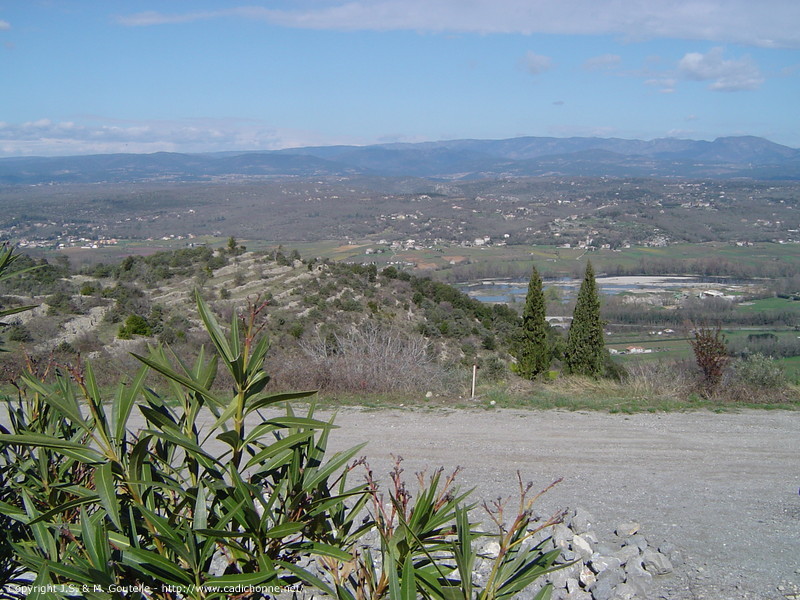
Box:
left=521, top=52, right=552, bottom=76
left=678, top=47, right=764, bottom=91
left=0, top=118, right=360, bottom=157
left=0, top=19, right=11, bottom=30
left=583, top=54, right=621, bottom=71
left=645, top=77, right=678, bottom=93
left=116, top=1, right=800, bottom=48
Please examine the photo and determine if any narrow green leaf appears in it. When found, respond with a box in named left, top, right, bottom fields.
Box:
left=0, top=304, right=37, bottom=318
left=95, top=461, right=122, bottom=530
left=143, top=428, right=219, bottom=469
left=265, top=416, right=338, bottom=430
left=276, top=560, right=337, bottom=598
left=29, top=564, right=56, bottom=600
left=388, top=551, right=401, bottom=600
left=243, top=431, right=315, bottom=469
left=290, top=541, right=353, bottom=562
left=31, top=559, right=96, bottom=587
left=133, top=352, right=222, bottom=406
left=80, top=507, right=102, bottom=571
left=193, top=482, right=208, bottom=532
left=107, top=530, right=131, bottom=551
left=250, top=448, right=294, bottom=475
left=245, top=390, right=318, bottom=415
left=195, top=291, right=236, bottom=362
left=264, top=521, right=305, bottom=539
left=84, top=362, right=108, bottom=429
left=336, top=584, right=358, bottom=600
left=0, top=433, right=104, bottom=463
left=21, top=491, right=58, bottom=560
left=129, top=434, right=152, bottom=485
left=532, top=584, right=553, bottom=600
left=113, top=364, right=148, bottom=444
left=402, top=555, right=416, bottom=600
left=138, top=404, right=180, bottom=431
left=442, top=587, right=466, bottom=600
left=20, top=378, right=90, bottom=432
left=121, top=546, right=195, bottom=585
left=216, top=429, right=241, bottom=451
left=28, top=495, right=99, bottom=526
left=303, top=443, right=367, bottom=490
left=205, top=570, right=278, bottom=588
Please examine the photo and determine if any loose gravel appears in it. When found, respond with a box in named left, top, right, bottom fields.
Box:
left=321, top=408, right=800, bottom=600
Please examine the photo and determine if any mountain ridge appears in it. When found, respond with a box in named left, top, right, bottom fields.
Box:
left=1, top=135, right=798, bottom=184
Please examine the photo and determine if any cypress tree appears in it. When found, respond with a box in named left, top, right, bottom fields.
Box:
left=513, top=264, right=550, bottom=379
left=564, top=261, right=606, bottom=377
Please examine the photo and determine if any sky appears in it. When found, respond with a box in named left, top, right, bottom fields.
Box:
left=1, top=0, right=799, bottom=157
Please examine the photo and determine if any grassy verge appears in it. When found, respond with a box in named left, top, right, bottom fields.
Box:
left=307, top=376, right=800, bottom=413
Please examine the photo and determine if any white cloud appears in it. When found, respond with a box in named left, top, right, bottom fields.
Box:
left=678, top=47, right=764, bottom=91
left=117, top=1, right=800, bottom=48
left=0, top=118, right=363, bottom=157
left=0, top=20, right=10, bottom=30
left=521, top=52, right=552, bottom=75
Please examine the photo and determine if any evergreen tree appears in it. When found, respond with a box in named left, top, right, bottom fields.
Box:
left=513, top=264, right=550, bottom=379
left=565, top=261, right=606, bottom=377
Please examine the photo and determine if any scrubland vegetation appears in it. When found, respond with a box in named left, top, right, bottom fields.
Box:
left=0, top=241, right=798, bottom=410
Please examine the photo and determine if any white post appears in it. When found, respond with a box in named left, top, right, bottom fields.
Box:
left=471, top=363, right=478, bottom=398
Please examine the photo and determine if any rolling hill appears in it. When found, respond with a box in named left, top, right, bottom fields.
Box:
left=1, top=135, right=798, bottom=184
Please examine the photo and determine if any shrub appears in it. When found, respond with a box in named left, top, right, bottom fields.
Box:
left=5, top=323, right=31, bottom=343
left=117, top=314, right=152, bottom=339
left=731, top=353, right=786, bottom=389
left=79, top=282, right=100, bottom=296
left=689, top=325, right=728, bottom=394
left=625, top=360, right=694, bottom=400
left=0, top=294, right=566, bottom=598
left=45, top=291, right=76, bottom=315
left=292, top=322, right=451, bottom=393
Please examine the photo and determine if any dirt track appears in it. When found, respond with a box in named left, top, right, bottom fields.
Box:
left=322, top=408, right=800, bottom=600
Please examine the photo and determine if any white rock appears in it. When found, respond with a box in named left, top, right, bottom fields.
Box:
left=571, top=534, right=593, bottom=560
left=483, top=541, right=501, bottom=559
left=579, top=565, right=596, bottom=588
left=615, top=521, right=641, bottom=538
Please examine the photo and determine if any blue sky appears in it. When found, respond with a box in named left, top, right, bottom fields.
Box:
left=1, top=0, right=798, bottom=156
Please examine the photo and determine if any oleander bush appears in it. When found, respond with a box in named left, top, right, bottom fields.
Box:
left=0, top=257, right=565, bottom=600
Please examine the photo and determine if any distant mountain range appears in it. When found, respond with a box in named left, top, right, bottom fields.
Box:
left=2, top=135, right=799, bottom=184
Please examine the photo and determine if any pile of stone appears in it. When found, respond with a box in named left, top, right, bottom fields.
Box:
left=482, top=507, right=681, bottom=600
left=278, top=506, right=679, bottom=599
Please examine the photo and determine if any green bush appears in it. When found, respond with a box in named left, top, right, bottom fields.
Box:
left=0, top=293, right=566, bottom=599
left=732, top=353, right=786, bottom=389
left=117, top=314, right=152, bottom=339
left=45, top=291, right=76, bottom=315
left=6, top=324, right=31, bottom=343
left=79, top=282, right=100, bottom=296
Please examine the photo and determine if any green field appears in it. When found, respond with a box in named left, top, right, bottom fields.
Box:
left=736, top=297, right=800, bottom=313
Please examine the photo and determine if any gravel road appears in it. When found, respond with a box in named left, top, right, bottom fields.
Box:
left=3, top=405, right=797, bottom=598
left=320, top=408, right=800, bottom=600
